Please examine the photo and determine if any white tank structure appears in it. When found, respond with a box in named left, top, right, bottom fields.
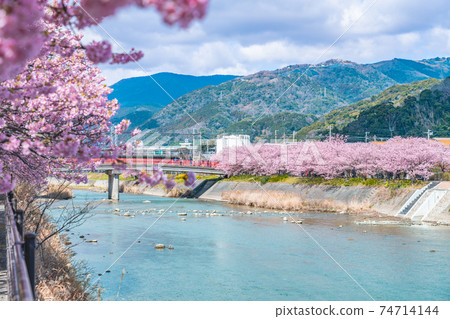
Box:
left=216, top=134, right=251, bottom=154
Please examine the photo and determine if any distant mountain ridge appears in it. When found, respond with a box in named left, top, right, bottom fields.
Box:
left=109, top=72, right=238, bottom=126
left=138, top=57, right=450, bottom=139
left=371, top=57, right=450, bottom=83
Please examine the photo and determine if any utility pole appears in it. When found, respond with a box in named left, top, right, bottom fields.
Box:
left=365, top=131, right=369, bottom=143
left=426, top=129, right=433, bottom=140
left=292, top=130, right=295, bottom=143
left=275, top=130, right=278, bottom=144
left=329, top=125, right=332, bottom=139
left=199, top=132, right=202, bottom=160
left=283, top=133, right=286, bottom=144
left=110, top=127, right=117, bottom=147
left=192, top=128, right=195, bottom=160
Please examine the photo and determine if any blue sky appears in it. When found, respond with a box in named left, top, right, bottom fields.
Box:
left=82, top=0, right=450, bottom=84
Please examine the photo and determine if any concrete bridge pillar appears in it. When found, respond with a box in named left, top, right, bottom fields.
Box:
left=106, top=170, right=120, bottom=200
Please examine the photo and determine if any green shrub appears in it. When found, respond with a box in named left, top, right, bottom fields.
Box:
left=260, top=176, right=270, bottom=185
left=363, top=178, right=379, bottom=186
left=267, top=174, right=290, bottom=183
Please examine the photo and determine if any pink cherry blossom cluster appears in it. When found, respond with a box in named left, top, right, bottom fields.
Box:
left=138, top=166, right=177, bottom=189
left=151, top=0, right=208, bottom=27
left=131, top=128, right=142, bottom=136
left=0, top=173, right=15, bottom=193
left=111, top=49, right=144, bottom=64
left=0, top=161, right=14, bottom=193
left=214, top=137, right=450, bottom=181
left=75, top=0, right=208, bottom=28
left=184, top=171, right=196, bottom=186
left=0, top=0, right=44, bottom=81
left=115, top=119, right=131, bottom=135
left=1, top=0, right=209, bottom=80
left=85, top=40, right=112, bottom=64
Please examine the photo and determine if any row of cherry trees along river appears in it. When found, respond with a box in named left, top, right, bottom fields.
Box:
left=0, top=0, right=204, bottom=193
left=214, top=137, right=450, bottom=181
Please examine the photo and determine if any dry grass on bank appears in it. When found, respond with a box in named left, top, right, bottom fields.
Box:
left=222, top=190, right=373, bottom=213
left=166, top=184, right=193, bottom=198
left=121, top=181, right=161, bottom=194
left=14, top=183, right=99, bottom=301
left=40, top=184, right=73, bottom=199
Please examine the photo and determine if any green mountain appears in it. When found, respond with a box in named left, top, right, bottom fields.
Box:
left=139, top=57, right=450, bottom=140
left=109, top=72, right=238, bottom=126
left=340, top=78, right=450, bottom=139
left=299, top=78, right=450, bottom=140
left=297, top=78, right=442, bottom=139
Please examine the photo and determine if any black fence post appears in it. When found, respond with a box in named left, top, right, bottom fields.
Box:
left=15, top=209, right=24, bottom=239
left=24, top=232, right=36, bottom=299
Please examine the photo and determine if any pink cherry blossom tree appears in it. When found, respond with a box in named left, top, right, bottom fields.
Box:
left=0, top=1, right=206, bottom=193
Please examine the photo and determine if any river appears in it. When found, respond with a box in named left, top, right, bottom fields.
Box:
left=52, top=189, right=450, bottom=301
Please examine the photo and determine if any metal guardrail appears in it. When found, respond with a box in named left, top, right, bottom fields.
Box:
left=4, top=193, right=35, bottom=301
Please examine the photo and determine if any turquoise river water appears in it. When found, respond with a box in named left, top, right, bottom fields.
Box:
left=52, top=189, right=450, bottom=301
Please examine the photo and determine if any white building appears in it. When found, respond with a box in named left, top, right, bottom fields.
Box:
left=216, top=134, right=251, bottom=154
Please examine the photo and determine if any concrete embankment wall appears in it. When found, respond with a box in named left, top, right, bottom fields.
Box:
left=199, top=181, right=416, bottom=217
left=407, top=183, right=450, bottom=224
left=423, top=190, right=450, bottom=223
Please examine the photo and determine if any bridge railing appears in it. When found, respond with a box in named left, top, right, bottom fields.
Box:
left=4, top=193, right=35, bottom=301
left=101, top=158, right=219, bottom=168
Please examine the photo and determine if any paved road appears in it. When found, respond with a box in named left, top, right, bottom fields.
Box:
left=0, top=205, right=8, bottom=301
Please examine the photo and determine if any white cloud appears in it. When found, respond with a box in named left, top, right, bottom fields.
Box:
left=79, top=0, right=450, bottom=84
left=101, top=67, right=147, bottom=85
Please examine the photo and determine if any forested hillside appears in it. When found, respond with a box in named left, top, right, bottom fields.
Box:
left=137, top=57, right=450, bottom=141
left=299, top=78, right=450, bottom=140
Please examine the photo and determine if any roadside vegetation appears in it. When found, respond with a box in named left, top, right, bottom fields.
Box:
left=223, top=174, right=428, bottom=190
left=15, top=183, right=100, bottom=301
